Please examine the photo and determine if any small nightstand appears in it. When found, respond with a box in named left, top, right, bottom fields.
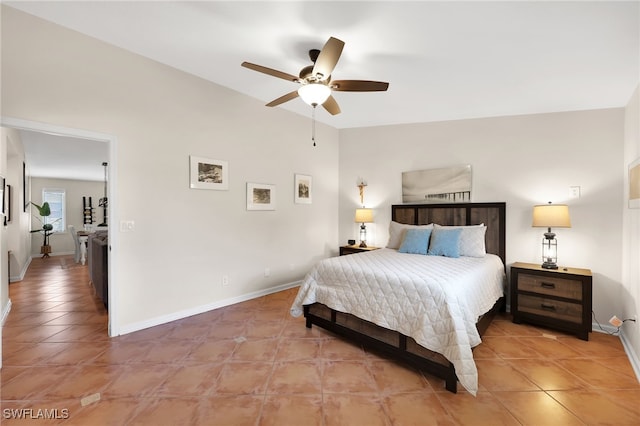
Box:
left=339, top=245, right=380, bottom=256
left=510, top=262, right=592, bottom=341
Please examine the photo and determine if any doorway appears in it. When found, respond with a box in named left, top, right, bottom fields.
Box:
left=0, top=116, right=118, bottom=339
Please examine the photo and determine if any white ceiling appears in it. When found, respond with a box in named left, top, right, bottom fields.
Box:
left=19, top=130, right=109, bottom=182
left=5, top=1, right=639, bottom=179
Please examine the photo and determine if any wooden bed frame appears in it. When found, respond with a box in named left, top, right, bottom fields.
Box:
left=303, top=202, right=506, bottom=393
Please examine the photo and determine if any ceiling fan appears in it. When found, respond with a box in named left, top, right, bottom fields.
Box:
left=241, top=37, right=389, bottom=115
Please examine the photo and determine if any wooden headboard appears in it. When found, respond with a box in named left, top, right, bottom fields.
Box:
left=391, top=202, right=506, bottom=265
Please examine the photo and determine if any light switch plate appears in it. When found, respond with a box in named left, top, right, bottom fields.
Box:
left=569, top=186, right=581, bottom=199
left=120, top=220, right=135, bottom=232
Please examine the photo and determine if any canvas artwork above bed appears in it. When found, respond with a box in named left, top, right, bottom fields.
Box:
left=291, top=202, right=507, bottom=395
left=402, top=165, right=472, bottom=203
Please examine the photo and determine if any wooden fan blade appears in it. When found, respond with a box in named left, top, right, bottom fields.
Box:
left=266, top=90, right=299, bottom=107
left=312, top=37, right=345, bottom=81
left=331, top=80, right=389, bottom=92
left=322, top=95, right=341, bottom=115
left=241, top=62, right=299, bottom=82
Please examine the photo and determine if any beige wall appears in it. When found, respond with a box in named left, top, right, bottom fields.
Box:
left=0, top=127, right=30, bottom=367
left=2, top=129, right=31, bottom=283
left=0, top=130, right=9, bottom=329
left=1, top=6, right=339, bottom=334
left=0, top=129, right=5, bottom=368
left=623, top=85, right=640, bottom=375
left=338, top=109, right=625, bottom=327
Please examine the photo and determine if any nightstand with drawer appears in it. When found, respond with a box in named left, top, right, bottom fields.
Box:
left=510, top=262, right=592, bottom=340
left=339, top=245, right=380, bottom=256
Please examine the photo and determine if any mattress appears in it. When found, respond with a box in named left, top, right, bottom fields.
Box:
left=290, top=248, right=506, bottom=395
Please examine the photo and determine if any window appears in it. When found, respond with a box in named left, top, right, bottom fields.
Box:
left=42, top=188, right=66, bottom=233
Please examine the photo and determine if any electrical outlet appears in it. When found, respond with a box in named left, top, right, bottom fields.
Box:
left=609, top=315, right=623, bottom=327
left=264, top=268, right=270, bottom=278
left=222, top=275, right=229, bottom=286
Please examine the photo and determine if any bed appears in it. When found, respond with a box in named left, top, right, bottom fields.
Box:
left=290, top=202, right=506, bottom=395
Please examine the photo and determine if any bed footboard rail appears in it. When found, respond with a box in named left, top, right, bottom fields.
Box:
left=303, top=303, right=458, bottom=393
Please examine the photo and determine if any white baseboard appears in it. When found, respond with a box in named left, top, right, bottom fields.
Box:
left=592, top=321, right=619, bottom=335
left=0, top=299, right=12, bottom=326
left=118, top=280, right=301, bottom=336
left=592, top=322, right=640, bottom=383
left=620, top=329, right=640, bottom=383
left=1, top=299, right=13, bottom=369
left=30, top=251, right=74, bottom=260
left=20, top=252, right=76, bottom=280
left=9, top=256, right=31, bottom=283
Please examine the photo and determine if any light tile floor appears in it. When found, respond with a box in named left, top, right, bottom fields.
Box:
left=1, top=256, right=639, bottom=425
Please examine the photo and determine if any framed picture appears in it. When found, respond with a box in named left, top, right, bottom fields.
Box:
left=23, top=161, right=28, bottom=212
left=189, top=155, right=229, bottom=190
left=6, top=184, right=12, bottom=223
left=0, top=176, right=5, bottom=217
left=294, top=174, right=312, bottom=204
left=247, top=182, right=276, bottom=211
left=629, top=157, right=640, bottom=209
left=402, top=164, right=472, bottom=203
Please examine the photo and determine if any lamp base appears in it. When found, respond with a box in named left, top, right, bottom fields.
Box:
left=359, top=241, right=368, bottom=248
left=541, top=262, right=558, bottom=270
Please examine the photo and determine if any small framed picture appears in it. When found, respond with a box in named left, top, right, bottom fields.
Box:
left=23, top=162, right=29, bottom=212
left=6, top=184, right=12, bottom=223
left=190, top=155, right=228, bottom=190
left=294, top=174, right=312, bottom=204
left=247, top=182, right=276, bottom=211
left=0, top=176, right=5, bottom=217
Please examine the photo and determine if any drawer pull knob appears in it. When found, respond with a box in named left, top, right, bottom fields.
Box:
left=541, top=303, right=556, bottom=311
left=541, top=282, right=556, bottom=289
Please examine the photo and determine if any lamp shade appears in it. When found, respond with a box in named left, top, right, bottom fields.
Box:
left=355, top=208, right=374, bottom=223
left=298, top=83, right=331, bottom=106
left=532, top=204, right=571, bottom=228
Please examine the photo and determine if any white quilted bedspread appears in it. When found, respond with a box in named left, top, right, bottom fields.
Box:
left=290, top=248, right=505, bottom=395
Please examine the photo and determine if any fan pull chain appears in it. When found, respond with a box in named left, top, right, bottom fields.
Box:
left=311, top=105, right=317, bottom=147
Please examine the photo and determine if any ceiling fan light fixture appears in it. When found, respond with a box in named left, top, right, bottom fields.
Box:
left=298, top=83, right=331, bottom=106
left=242, top=36, right=388, bottom=115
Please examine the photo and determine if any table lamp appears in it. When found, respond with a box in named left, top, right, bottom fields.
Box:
left=532, top=202, right=571, bottom=269
left=355, top=208, right=374, bottom=247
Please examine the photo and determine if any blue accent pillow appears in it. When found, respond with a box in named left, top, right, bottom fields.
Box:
left=398, top=228, right=432, bottom=255
left=428, top=228, right=462, bottom=258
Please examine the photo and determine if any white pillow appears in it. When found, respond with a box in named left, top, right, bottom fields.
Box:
left=433, top=223, right=487, bottom=257
left=387, top=221, right=434, bottom=249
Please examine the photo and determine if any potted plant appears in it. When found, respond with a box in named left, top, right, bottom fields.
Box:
left=30, top=201, right=59, bottom=258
